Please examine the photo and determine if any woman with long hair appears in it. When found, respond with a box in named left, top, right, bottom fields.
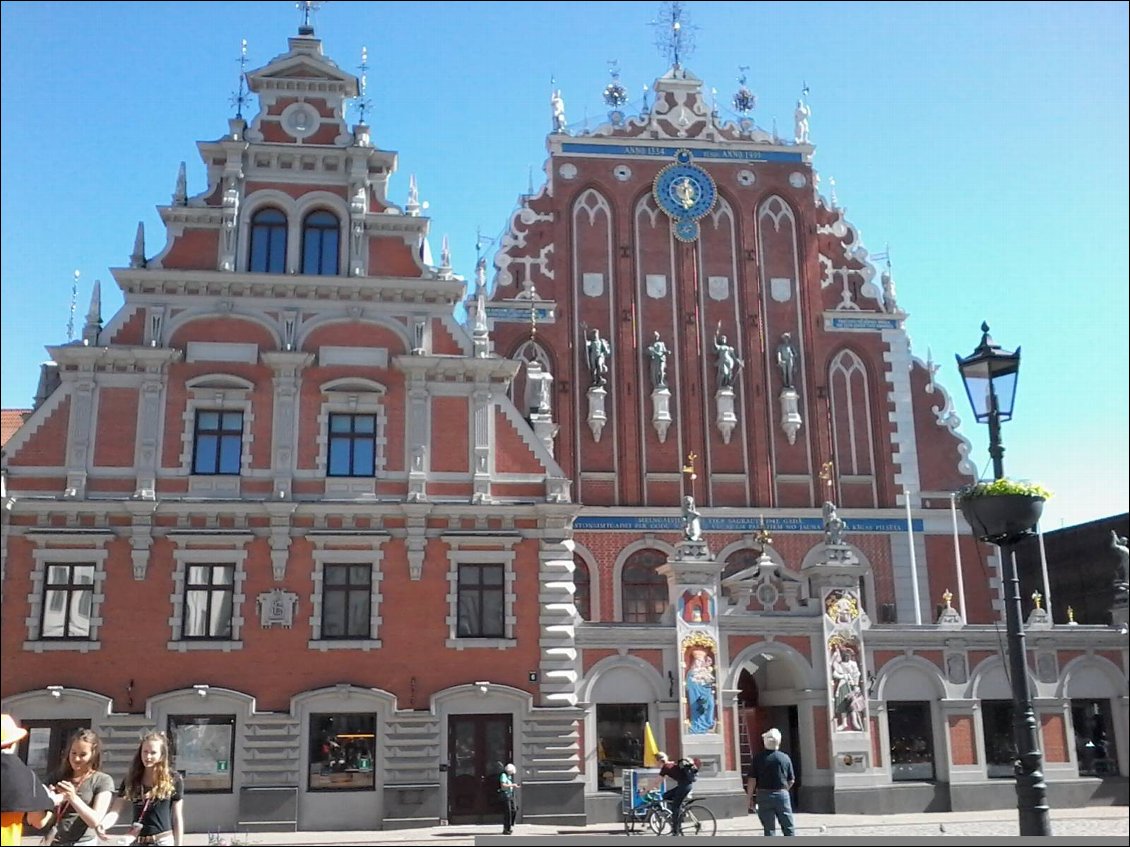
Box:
left=41, top=728, right=114, bottom=845
left=95, top=732, right=183, bottom=846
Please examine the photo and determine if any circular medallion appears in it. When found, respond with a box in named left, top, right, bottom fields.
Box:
left=558, top=163, right=577, bottom=180
left=736, top=169, right=756, bottom=187
left=789, top=171, right=807, bottom=188
left=613, top=164, right=632, bottom=182
left=652, top=150, right=717, bottom=242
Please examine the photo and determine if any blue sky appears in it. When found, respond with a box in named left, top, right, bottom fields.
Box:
left=2, top=1, right=1127, bottom=529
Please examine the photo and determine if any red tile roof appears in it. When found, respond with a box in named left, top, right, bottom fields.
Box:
left=1, top=409, right=31, bottom=448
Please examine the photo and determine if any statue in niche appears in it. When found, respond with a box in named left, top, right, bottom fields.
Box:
left=776, top=332, right=797, bottom=389
left=712, top=328, right=743, bottom=389
left=585, top=328, right=611, bottom=387
left=645, top=331, right=669, bottom=390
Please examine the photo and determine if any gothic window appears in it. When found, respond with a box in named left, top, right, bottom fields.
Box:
left=457, top=563, right=505, bottom=638
left=181, top=564, right=235, bottom=640
left=828, top=349, right=876, bottom=479
left=41, top=564, right=95, bottom=639
left=573, top=557, right=591, bottom=621
left=322, top=564, right=373, bottom=640
left=248, top=208, right=287, bottom=273
left=192, top=411, right=244, bottom=475
left=621, top=550, right=667, bottom=623
left=327, top=413, right=376, bottom=477
left=301, top=209, right=340, bottom=275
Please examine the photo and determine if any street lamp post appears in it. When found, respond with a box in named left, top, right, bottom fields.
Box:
left=955, top=323, right=1051, bottom=837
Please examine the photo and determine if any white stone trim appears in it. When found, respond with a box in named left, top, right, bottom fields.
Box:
left=179, top=375, right=255, bottom=495
left=167, top=540, right=251, bottom=652
left=316, top=379, right=389, bottom=496
left=307, top=539, right=387, bottom=650
left=443, top=540, right=518, bottom=649
left=23, top=537, right=111, bottom=652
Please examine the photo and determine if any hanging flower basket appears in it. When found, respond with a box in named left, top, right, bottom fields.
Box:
left=957, top=479, right=1051, bottom=545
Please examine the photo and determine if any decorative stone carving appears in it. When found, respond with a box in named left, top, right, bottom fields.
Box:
left=257, top=589, right=299, bottom=628
left=587, top=385, right=607, bottom=441
left=779, top=387, right=802, bottom=445
left=715, top=386, right=737, bottom=444
left=651, top=388, right=672, bottom=443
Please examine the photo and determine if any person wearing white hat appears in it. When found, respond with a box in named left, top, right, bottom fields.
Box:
left=1, top=713, right=59, bottom=846
left=746, top=727, right=796, bottom=836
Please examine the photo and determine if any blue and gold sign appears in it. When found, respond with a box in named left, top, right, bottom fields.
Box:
left=652, top=149, right=717, bottom=242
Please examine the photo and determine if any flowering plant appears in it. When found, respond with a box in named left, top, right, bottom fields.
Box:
left=956, top=478, right=1052, bottom=501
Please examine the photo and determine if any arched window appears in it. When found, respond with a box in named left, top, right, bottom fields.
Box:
left=621, top=550, right=668, bottom=623
left=573, top=557, right=591, bottom=621
left=302, top=210, right=340, bottom=275
left=248, top=208, right=287, bottom=273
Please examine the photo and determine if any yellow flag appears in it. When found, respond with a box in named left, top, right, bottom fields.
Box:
left=643, top=721, right=660, bottom=767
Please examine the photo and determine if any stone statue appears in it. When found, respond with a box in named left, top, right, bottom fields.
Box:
left=551, top=89, right=567, bottom=133
left=682, top=495, right=702, bottom=542
left=586, top=328, right=611, bottom=388
left=645, top=331, right=669, bottom=390
left=794, top=99, right=810, bottom=144
left=776, top=332, right=797, bottom=389
left=1112, top=531, right=1129, bottom=590
left=823, top=501, right=846, bottom=546
left=712, top=329, right=743, bottom=390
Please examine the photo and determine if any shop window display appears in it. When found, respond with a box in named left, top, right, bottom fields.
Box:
left=887, top=701, right=935, bottom=781
left=596, top=703, right=646, bottom=791
left=309, top=713, right=376, bottom=791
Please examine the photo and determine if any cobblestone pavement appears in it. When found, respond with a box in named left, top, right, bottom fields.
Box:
left=55, top=805, right=1121, bottom=845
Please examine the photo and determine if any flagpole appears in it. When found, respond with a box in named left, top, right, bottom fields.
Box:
left=949, top=493, right=968, bottom=622
left=1037, top=523, right=1053, bottom=620
left=904, top=488, right=922, bottom=624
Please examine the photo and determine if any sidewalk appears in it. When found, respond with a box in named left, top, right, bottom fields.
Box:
left=85, top=805, right=1126, bottom=845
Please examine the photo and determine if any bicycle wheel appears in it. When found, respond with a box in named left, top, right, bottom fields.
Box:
left=646, top=805, right=671, bottom=835
left=680, top=804, right=717, bottom=836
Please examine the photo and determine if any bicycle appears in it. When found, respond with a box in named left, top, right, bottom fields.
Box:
left=647, top=793, right=717, bottom=837
left=624, top=790, right=716, bottom=836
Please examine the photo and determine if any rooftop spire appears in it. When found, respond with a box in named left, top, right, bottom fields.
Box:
left=130, top=221, right=146, bottom=269
left=406, top=174, right=420, bottom=216
left=354, top=46, right=371, bottom=125
left=82, top=279, right=102, bottom=346
left=173, top=162, right=187, bottom=206
left=297, top=1, right=322, bottom=36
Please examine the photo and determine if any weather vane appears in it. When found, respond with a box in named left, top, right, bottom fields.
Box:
left=820, top=460, right=835, bottom=491
left=297, top=1, right=324, bottom=33
left=66, top=270, right=79, bottom=341
left=230, top=39, right=250, bottom=120
left=732, top=66, right=756, bottom=114
left=755, top=514, right=773, bottom=548
left=354, top=46, right=371, bottom=125
left=651, top=2, right=697, bottom=70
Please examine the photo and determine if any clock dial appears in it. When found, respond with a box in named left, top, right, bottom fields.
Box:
left=652, top=151, right=717, bottom=242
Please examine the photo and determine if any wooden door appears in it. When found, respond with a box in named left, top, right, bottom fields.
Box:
left=447, top=714, right=512, bottom=824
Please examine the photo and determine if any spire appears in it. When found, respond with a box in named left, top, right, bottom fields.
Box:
left=130, top=222, right=146, bottom=269
left=173, top=162, right=187, bottom=206
left=66, top=270, right=79, bottom=342
left=82, top=280, right=102, bottom=346
left=406, top=174, right=420, bottom=216
left=603, top=60, right=628, bottom=109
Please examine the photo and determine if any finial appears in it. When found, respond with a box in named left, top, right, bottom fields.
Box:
left=406, top=174, right=420, bottom=216
left=828, top=176, right=838, bottom=208
left=820, top=460, right=835, bottom=490
left=603, top=59, right=628, bottom=108
left=651, top=2, right=696, bottom=71
left=1066, top=605, right=1076, bottom=624
left=755, top=514, right=772, bottom=548
left=66, top=270, right=79, bottom=342
left=230, top=39, right=250, bottom=120
left=173, top=162, right=187, bottom=206
left=732, top=66, right=756, bottom=114
left=297, top=1, right=322, bottom=36
left=1031, top=590, right=1043, bottom=610
left=942, top=589, right=953, bottom=609
left=130, top=221, right=146, bottom=269
left=440, top=235, right=451, bottom=270
left=82, top=280, right=102, bottom=346
left=354, top=46, right=371, bottom=125
left=527, top=165, right=534, bottom=197
left=681, top=452, right=698, bottom=481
